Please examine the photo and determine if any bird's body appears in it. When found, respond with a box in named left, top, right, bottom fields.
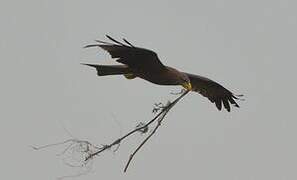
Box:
left=133, top=66, right=186, bottom=86
left=83, top=35, right=242, bottom=112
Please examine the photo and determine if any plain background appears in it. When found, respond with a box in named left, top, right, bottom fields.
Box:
left=1, top=0, right=297, bottom=179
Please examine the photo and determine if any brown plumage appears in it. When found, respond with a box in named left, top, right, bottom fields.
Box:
left=82, top=35, right=242, bottom=112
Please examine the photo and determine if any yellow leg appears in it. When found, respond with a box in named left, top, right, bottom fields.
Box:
left=124, top=73, right=136, bottom=79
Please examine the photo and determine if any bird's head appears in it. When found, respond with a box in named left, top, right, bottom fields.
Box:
left=166, top=67, right=192, bottom=91
left=179, top=73, right=192, bottom=91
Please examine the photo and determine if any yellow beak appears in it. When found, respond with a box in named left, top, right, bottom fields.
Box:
left=182, top=82, right=192, bottom=91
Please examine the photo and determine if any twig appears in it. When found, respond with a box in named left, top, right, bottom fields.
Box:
left=86, top=90, right=189, bottom=162
left=123, top=101, right=171, bottom=172
left=31, top=139, right=80, bottom=150
left=34, top=90, right=189, bottom=175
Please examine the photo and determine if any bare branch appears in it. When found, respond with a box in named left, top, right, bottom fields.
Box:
left=123, top=90, right=189, bottom=172
left=124, top=102, right=171, bottom=172
left=33, top=89, right=190, bottom=175
left=85, top=90, right=189, bottom=163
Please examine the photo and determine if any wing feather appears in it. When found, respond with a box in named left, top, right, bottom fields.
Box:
left=185, top=73, right=240, bottom=112
left=215, top=99, right=222, bottom=111
left=85, top=35, right=166, bottom=72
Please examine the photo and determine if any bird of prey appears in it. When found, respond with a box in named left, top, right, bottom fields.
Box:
left=82, top=35, right=242, bottom=112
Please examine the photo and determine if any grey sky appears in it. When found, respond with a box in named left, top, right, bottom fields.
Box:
left=1, top=0, right=297, bottom=179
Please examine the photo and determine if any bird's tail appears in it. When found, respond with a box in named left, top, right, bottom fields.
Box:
left=82, top=64, right=133, bottom=76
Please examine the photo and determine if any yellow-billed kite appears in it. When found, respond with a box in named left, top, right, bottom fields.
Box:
left=83, top=35, right=242, bottom=112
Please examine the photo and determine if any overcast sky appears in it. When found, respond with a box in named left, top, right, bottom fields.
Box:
left=1, top=0, right=297, bottom=179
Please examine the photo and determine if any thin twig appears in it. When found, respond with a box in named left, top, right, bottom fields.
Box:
left=33, top=90, right=190, bottom=176
left=31, top=139, right=78, bottom=150
left=123, top=90, right=189, bottom=172
left=85, top=90, right=189, bottom=162
left=124, top=103, right=170, bottom=172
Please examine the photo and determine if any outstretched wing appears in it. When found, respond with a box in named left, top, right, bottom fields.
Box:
left=85, top=35, right=166, bottom=72
left=185, top=73, right=241, bottom=112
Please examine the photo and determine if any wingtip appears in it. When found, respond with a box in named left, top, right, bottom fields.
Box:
left=106, top=34, right=115, bottom=42
left=83, top=44, right=100, bottom=48
left=123, top=38, right=134, bottom=47
left=233, top=94, right=245, bottom=101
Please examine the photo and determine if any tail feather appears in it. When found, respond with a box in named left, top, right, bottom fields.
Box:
left=82, top=64, right=131, bottom=76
